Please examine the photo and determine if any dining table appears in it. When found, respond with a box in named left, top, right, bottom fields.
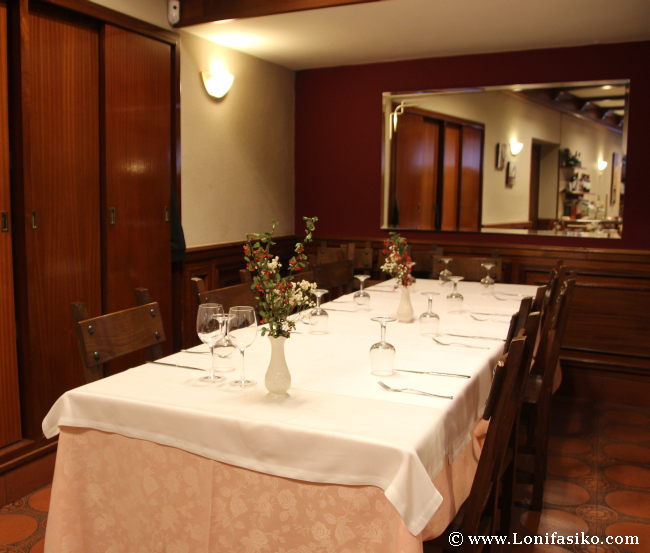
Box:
left=42, top=278, right=538, bottom=553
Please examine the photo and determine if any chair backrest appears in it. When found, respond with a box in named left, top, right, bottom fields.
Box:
left=313, top=259, right=354, bottom=300
left=504, top=296, right=533, bottom=353
left=460, top=336, right=528, bottom=535
left=239, top=268, right=253, bottom=283
left=313, top=241, right=354, bottom=264
left=353, top=241, right=374, bottom=274
left=410, top=245, right=443, bottom=279
left=71, top=294, right=166, bottom=383
left=446, top=256, right=503, bottom=282
left=192, top=277, right=259, bottom=314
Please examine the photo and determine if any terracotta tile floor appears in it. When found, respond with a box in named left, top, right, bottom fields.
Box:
left=1, top=397, right=649, bottom=553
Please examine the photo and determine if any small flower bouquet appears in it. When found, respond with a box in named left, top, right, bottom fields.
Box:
left=244, top=217, right=318, bottom=338
left=380, top=232, right=414, bottom=288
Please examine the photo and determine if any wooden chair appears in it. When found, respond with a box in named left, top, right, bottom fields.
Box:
left=518, top=277, right=577, bottom=511
left=424, top=336, right=529, bottom=553
left=504, top=296, right=533, bottom=353
left=313, top=259, right=354, bottom=300
left=191, top=277, right=259, bottom=314
left=410, top=244, right=443, bottom=279
left=445, top=254, right=503, bottom=282
left=312, top=241, right=354, bottom=265
left=71, top=288, right=165, bottom=383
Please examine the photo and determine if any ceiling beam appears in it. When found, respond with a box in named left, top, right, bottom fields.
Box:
left=175, top=0, right=382, bottom=27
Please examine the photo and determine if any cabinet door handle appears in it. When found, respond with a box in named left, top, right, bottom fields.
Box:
left=110, top=207, right=116, bottom=225
left=32, top=211, right=37, bottom=229
left=1, top=211, right=8, bottom=232
left=165, top=206, right=170, bottom=223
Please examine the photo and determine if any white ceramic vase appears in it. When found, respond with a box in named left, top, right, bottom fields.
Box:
left=265, top=335, right=291, bottom=397
left=396, top=285, right=414, bottom=323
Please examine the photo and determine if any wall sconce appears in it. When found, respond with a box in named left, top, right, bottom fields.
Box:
left=201, top=66, right=234, bottom=98
left=509, top=139, right=524, bottom=155
left=598, top=160, right=608, bottom=171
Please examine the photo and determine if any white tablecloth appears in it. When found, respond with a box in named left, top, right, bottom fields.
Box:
left=42, top=279, right=537, bottom=535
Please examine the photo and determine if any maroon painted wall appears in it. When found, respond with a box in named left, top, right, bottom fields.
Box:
left=295, top=42, right=650, bottom=250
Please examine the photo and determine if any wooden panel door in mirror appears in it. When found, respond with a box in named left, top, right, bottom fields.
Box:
left=459, top=126, right=482, bottom=232
left=0, top=1, right=21, bottom=448
left=103, top=25, right=173, bottom=375
left=22, top=6, right=101, bottom=438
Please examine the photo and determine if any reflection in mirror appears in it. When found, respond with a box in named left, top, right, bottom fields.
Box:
left=381, top=80, right=628, bottom=239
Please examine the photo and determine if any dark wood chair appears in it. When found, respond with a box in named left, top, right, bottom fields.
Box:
left=410, top=244, right=443, bottom=279
left=424, top=336, right=529, bottom=553
left=313, top=259, right=354, bottom=300
left=518, top=277, right=577, bottom=511
left=445, top=254, right=503, bottom=282
left=504, top=296, right=533, bottom=353
left=71, top=288, right=165, bottom=383
left=191, top=277, right=259, bottom=314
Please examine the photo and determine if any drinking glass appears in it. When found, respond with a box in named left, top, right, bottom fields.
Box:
left=419, top=292, right=440, bottom=337
left=196, top=303, right=226, bottom=383
left=480, top=262, right=496, bottom=286
left=353, top=275, right=371, bottom=311
left=439, top=257, right=453, bottom=282
left=213, top=313, right=236, bottom=371
left=227, top=306, right=257, bottom=388
left=370, top=316, right=397, bottom=376
left=309, top=289, right=329, bottom=334
left=447, top=276, right=464, bottom=301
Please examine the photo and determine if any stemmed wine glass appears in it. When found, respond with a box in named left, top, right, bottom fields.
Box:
left=227, top=306, right=257, bottom=388
left=447, top=276, right=464, bottom=301
left=419, top=292, right=440, bottom=337
left=196, top=303, right=227, bottom=383
left=439, top=258, right=453, bottom=282
left=480, top=262, right=496, bottom=286
left=213, top=313, right=236, bottom=371
left=370, top=316, right=397, bottom=376
left=309, top=289, right=329, bottom=334
left=353, top=275, right=371, bottom=311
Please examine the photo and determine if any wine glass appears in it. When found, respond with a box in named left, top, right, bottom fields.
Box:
left=196, top=303, right=226, bottom=383
left=439, top=257, right=453, bottom=282
left=480, top=262, right=496, bottom=286
left=213, top=313, right=236, bottom=371
left=227, top=306, right=257, bottom=388
left=447, top=276, right=464, bottom=301
left=353, top=275, right=371, bottom=311
left=309, top=289, right=329, bottom=334
left=419, top=292, right=440, bottom=337
left=370, top=316, right=397, bottom=376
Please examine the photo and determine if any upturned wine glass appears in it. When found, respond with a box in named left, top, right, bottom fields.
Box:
left=419, top=292, right=440, bottom=337
left=227, top=306, right=257, bottom=388
left=480, top=262, right=496, bottom=286
left=439, top=257, right=453, bottom=282
left=309, top=289, right=329, bottom=334
left=353, top=275, right=371, bottom=311
left=196, top=303, right=226, bottom=383
left=447, top=276, right=464, bottom=301
left=370, top=316, right=397, bottom=376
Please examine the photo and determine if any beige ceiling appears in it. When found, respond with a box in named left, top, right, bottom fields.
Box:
left=184, top=0, right=650, bottom=70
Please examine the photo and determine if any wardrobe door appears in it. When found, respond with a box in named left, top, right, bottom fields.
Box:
left=20, top=6, right=101, bottom=437
left=0, top=1, right=21, bottom=448
left=458, top=126, right=482, bottom=232
left=441, top=125, right=460, bottom=231
left=103, top=25, right=172, bottom=373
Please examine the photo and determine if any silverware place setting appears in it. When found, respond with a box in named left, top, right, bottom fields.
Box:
left=431, top=337, right=489, bottom=349
left=378, top=381, right=454, bottom=399
left=396, top=369, right=470, bottom=379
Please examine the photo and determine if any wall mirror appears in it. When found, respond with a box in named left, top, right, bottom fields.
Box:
left=381, top=80, right=628, bottom=238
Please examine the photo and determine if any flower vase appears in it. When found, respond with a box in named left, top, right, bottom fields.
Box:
left=397, top=286, right=414, bottom=323
left=265, top=335, right=291, bottom=397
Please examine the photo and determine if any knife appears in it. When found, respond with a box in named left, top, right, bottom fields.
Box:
left=148, top=360, right=205, bottom=371
left=396, top=369, right=470, bottom=379
left=446, top=333, right=505, bottom=341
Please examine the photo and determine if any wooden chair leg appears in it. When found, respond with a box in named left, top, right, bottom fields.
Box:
left=531, top=404, right=551, bottom=511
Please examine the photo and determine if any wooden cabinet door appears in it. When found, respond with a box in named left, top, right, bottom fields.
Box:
left=0, top=1, right=21, bottom=448
left=441, top=125, right=460, bottom=231
left=458, top=126, right=482, bottom=232
left=20, top=6, right=101, bottom=437
left=103, top=25, right=172, bottom=374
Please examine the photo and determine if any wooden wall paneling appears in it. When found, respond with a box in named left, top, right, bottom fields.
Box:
left=103, top=25, right=173, bottom=375
left=0, top=1, right=22, bottom=449
left=458, top=126, right=482, bottom=232
left=18, top=4, right=102, bottom=438
left=441, top=125, right=460, bottom=231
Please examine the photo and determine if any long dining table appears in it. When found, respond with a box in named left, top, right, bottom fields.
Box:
left=42, top=278, right=538, bottom=553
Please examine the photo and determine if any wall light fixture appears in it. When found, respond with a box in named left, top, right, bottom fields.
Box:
left=201, top=66, right=234, bottom=98
left=509, top=139, right=524, bottom=156
left=598, top=160, right=608, bottom=171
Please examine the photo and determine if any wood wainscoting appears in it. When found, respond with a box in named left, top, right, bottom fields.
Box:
left=182, top=236, right=650, bottom=404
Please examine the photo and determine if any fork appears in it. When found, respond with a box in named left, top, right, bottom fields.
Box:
left=378, top=381, right=454, bottom=399
left=470, top=314, right=509, bottom=323
left=431, top=337, right=489, bottom=349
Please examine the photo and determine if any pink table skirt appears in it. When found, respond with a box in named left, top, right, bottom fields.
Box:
left=44, top=424, right=486, bottom=553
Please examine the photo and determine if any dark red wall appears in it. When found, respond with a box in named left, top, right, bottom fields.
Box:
left=295, top=42, right=650, bottom=250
